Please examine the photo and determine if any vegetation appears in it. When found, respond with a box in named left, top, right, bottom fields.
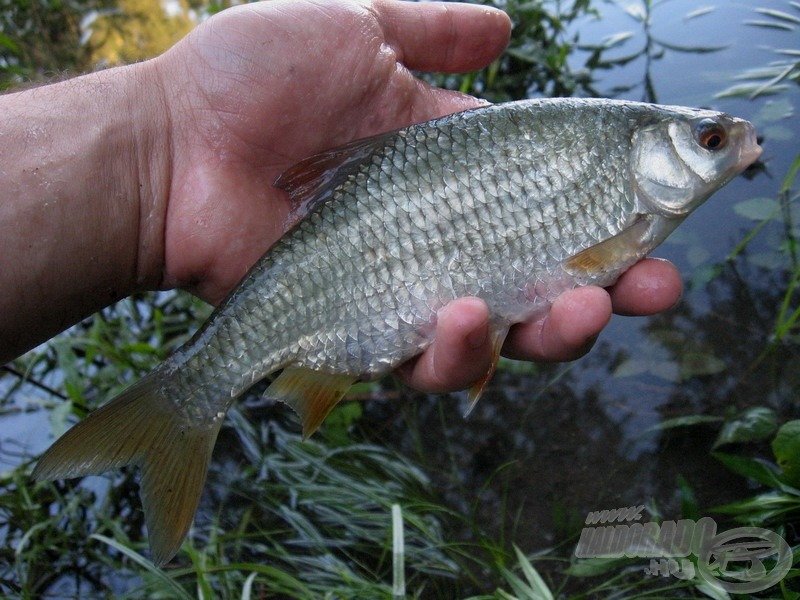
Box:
left=718, top=2, right=800, bottom=100
left=1, top=0, right=799, bottom=598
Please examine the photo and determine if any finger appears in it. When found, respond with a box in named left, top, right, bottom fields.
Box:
left=375, top=0, right=511, bottom=73
left=395, top=297, right=492, bottom=393
left=609, top=258, right=682, bottom=316
left=503, top=286, right=613, bottom=363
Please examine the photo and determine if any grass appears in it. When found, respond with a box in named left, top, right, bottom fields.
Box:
left=717, top=2, right=800, bottom=100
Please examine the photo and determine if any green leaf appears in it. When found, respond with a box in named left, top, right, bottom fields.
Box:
left=772, top=420, right=800, bottom=487
left=566, top=556, right=633, bottom=577
left=643, top=415, right=723, bottom=436
left=712, top=452, right=783, bottom=489
left=780, top=154, right=800, bottom=196
left=733, top=197, right=781, bottom=221
left=716, top=82, right=789, bottom=98
left=90, top=534, right=193, bottom=600
left=613, top=358, right=649, bottom=378
left=694, top=579, right=732, bottom=600
left=513, top=545, right=553, bottom=600
left=0, top=33, right=19, bottom=54
left=680, top=352, right=726, bottom=379
left=677, top=475, right=700, bottom=521
left=47, top=399, right=74, bottom=438
left=713, top=407, right=778, bottom=449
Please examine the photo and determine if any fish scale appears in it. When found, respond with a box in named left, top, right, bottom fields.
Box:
left=33, top=97, right=761, bottom=566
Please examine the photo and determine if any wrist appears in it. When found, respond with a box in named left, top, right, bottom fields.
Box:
left=121, top=60, right=173, bottom=291
left=0, top=62, right=172, bottom=361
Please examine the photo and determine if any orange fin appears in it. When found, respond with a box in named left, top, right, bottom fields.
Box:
left=464, top=326, right=509, bottom=417
left=563, top=215, right=653, bottom=277
left=265, top=367, right=357, bottom=439
left=33, top=370, right=222, bottom=567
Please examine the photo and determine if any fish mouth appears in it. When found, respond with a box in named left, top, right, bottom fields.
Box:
left=735, top=120, right=763, bottom=169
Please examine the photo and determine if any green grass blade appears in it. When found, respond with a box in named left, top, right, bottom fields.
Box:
left=781, top=154, right=800, bottom=196
left=241, top=572, right=258, bottom=600
left=392, top=504, right=406, bottom=599
left=513, top=545, right=553, bottom=600
left=90, top=534, right=193, bottom=600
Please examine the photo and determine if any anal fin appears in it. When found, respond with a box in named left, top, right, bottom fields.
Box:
left=265, top=367, right=357, bottom=439
left=464, top=326, right=509, bottom=417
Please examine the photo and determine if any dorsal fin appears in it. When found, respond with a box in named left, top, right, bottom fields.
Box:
left=274, top=131, right=397, bottom=219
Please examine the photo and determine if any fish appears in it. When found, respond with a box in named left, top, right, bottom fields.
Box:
left=32, top=98, right=762, bottom=565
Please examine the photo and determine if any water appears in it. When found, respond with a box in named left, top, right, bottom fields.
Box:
left=1, top=0, right=798, bottom=594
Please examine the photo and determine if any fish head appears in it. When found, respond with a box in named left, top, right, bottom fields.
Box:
left=631, top=108, right=762, bottom=217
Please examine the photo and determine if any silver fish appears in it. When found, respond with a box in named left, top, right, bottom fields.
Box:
left=33, top=98, right=762, bottom=565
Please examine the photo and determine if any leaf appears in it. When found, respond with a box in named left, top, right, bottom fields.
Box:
left=654, top=37, right=729, bottom=54
left=716, top=82, right=789, bottom=99
left=622, top=3, right=647, bottom=22
left=566, top=556, right=632, bottom=577
left=48, top=400, right=74, bottom=438
left=733, top=197, right=781, bottom=221
left=600, top=31, right=634, bottom=49
left=780, top=154, right=800, bottom=196
left=771, top=420, right=800, bottom=487
left=677, top=474, right=700, bottom=521
left=643, top=415, right=724, bottom=436
left=91, top=534, right=193, bottom=600
left=241, top=572, right=258, bottom=600
left=513, top=545, right=553, bottom=600
left=680, top=352, right=726, bottom=379
left=745, top=19, right=796, bottom=32
left=684, top=6, right=716, bottom=21
left=0, top=33, right=19, bottom=54
left=613, top=358, right=649, bottom=378
left=713, top=407, right=778, bottom=449
left=694, top=579, right=732, bottom=600
left=754, top=8, right=800, bottom=27
left=651, top=361, right=682, bottom=382
left=712, top=452, right=783, bottom=489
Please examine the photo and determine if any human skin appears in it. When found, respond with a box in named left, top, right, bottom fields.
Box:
left=0, top=0, right=681, bottom=389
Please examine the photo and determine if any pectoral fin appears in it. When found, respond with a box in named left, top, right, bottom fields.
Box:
left=563, top=215, right=653, bottom=278
left=464, top=325, right=509, bottom=417
left=265, top=368, right=357, bottom=439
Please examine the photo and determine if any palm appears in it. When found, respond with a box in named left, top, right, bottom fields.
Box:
left=155, top=0, right=499, bottom=303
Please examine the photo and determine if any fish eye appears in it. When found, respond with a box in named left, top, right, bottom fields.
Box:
left=694, top=119, right=727, bottom=151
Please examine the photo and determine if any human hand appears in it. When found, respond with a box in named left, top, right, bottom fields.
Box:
left=143, top=0, right=682, bottom=395
left=397, top=259, right=682, bottom=392
left=150, top=0, right=511, bottom=302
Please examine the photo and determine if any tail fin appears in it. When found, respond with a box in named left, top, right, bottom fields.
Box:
left=32, top=371, right=222, bottom=566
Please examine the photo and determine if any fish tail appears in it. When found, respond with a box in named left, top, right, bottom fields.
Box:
left=32, top=369, right=222, bottom=566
